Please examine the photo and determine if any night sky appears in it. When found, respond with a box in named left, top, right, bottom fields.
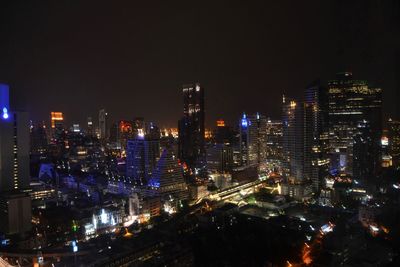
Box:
left=0, top=0, right=399, bottom=127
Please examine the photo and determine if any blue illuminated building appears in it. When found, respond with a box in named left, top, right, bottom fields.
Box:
left=148, top=149, right=188, bottom=201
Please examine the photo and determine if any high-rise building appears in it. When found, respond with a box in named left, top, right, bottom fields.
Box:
left=206, top=144, right=233, bottom=174
left=115, top=120, right=134, bottom=151
left=239, top=113, right=267, bottom=167
left=148, top=149, right=188, bottom=201
left=30, top=121, right=48, bottom=155
left=87, top=116, right=94, bottom=136
left=178, top=83, right=205, bottom=169
left=50, top=111, right=64, bottom=141
left=99, top=109, right=108, bottom=140
left=215, top=119, right=235, bottom=145
left=282, top=97, right=305, bottom=182
left=327, top=72, right=382, bottom=181
left=126, top=134, right=160, bottom=183
left=304, top=81, right=330, bottom=193
left=387, top=119, right=400, bottom=167
left=0, top=83, right=31, bottom=235
left=265, top=119, right=283, bottom=161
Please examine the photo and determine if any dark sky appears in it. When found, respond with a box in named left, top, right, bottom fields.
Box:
left=0, top=0, right=399, bottom=127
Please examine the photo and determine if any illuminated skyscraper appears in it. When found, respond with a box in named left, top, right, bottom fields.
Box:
left=0, top=83, right=31, bottom=235
left=266, top=119, right=283, bottom=161
left=148, top=149, right=188, bottom=201
left=178, top=83, right=205, bottom=169
left=206, top=144, right=233, bottom=173
left=239, top=113, right=267, bottom=167
left=99, top=109, right=108, bottom=140
left=30, top=121, right=48, bottom=155
left=126, top=134, right=160, bottom=182
left=328, top=72, right=382, bottom=181
left=282, top=97, right=305, bottom=182
left=387, top=119, right=400, bottom=167
left=87, top=116, right=94, bottom=136
left=50, top=112, right=63, bottom=129
left=304, top=81, right=330, bottom=193
left=50, top=111, right=64, bottom=141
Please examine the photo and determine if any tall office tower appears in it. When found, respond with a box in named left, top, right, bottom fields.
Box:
left=99, top=109, right=108, bottom=140
left=206, top=144, right=233, bottom=173
left=304, top=81, right=330, bottom=193
left=50, top=112, right=64, bottom=141
left=266, top=119, right=283, bottom=161
left=239, top=113, right=267, bottom=167
left=30, top=121, right=48, bottom=155
left=178, top=83, right=205, bottom=169
left=126, top=135, right=160, bottom=182
left=328, top=72, right=382, bottom=181
left=282, top=97, right=306, bottom=182
left=387, top=119, right=400, bottom=167
left=146, top=122, right=161, bottom=139
left=148, top=149, right=188, bottom=201
left=87, top=116, right=94, bottom=136
left=0, top=84, right=31, bottom=235
left=116, top=120, right=134, bottom=151
left=215, top=119, right=235, bottom=145
left=133, top=117, right=145, bottom=137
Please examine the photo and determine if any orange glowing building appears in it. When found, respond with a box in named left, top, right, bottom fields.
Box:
left=50, top=112, right=63, bottom=128
left=217, top=119, right=225, bottom=127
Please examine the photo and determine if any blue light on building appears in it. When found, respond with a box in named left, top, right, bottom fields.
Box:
left=0, top=84, right=10, bottom=120
left=2, top=107, right=8, bottom=119
left=241, top=113, right=248, bottom=128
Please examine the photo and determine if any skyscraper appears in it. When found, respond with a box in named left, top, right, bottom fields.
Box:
left=99, top=109, right=108, bottom=140
left=126, top=133, right=160, bottom=183
left=50, top=111, right=64, bottom=142
left=282, top=97, right=305, bottom=182
left=304, top=81, right=330, bottom=193
left=0, top=83, right=31, bottom=235
left=148, top=149, right=188, bottom=201
left=387, top=118, right=400, bottom=168
left=240, top=113, right=268, bottom=169
left=30, top=121, right=48, bottom=155
left=327, top=72, right=382, bottom=181
left=178, top=83, right=205, bottom=169
left=87, top=116, right=94, bottom=136
left=266, top=119, right=283, bottom=161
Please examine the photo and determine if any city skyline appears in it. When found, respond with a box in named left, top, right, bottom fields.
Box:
left=0, top=2, right=400, bottom=266
left=0, top=1, right=399, bottom=126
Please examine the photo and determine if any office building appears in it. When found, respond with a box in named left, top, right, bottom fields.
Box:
left=1, top=113, right=30, bottom=190
left=99, top=109, right=108, bottom=140
left=282, top=97, right=305, bottom=182
left=304, top=81, right=330, bottom=193
left=87, top=116, right=94, bottom=136
left=148, top=149, right=188, bottom=201
left=126, top=134, right=160, bottom=183
left=387, top=118, right=400, bottom=167
left=0, top=83, right=32, bottom=235
left=178, top=83, right=205, bottom=169
left=239, top=113, right=267, bottom=167
left=328, top=72, right=382, bottom=181
left=30, top=121, right=48, bottom=155
left=206, top=144, right=233, bottom=174
left=265, top=119, right=283, bottom=161
left=50, top=111, right=64, bottom=142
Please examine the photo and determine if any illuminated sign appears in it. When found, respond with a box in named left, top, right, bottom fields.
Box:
left=0, top=84, right=10, bottom=120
